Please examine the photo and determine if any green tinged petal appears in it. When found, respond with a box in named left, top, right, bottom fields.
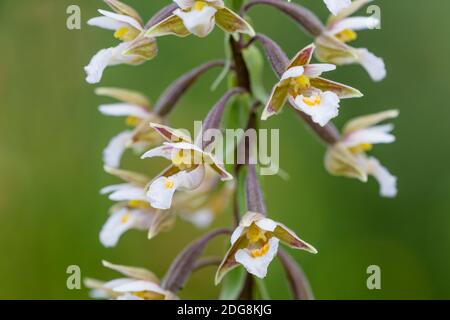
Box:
left=261, top=80, right=290, bottom=120
left=145, top=15, right=190, bottom=38
left=287, top=44, right=315, bottom=68
left=343, top=110, right=399, bottom=135
left=310, top=77, right=363, bottom=99
left=215, top=7, right=255, bottom=36
left=325, top=145, right=368, bottom=182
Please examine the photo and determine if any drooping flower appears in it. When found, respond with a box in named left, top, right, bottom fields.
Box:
left=325, top=109, right=399, bottom=197
left=145, top=0, right=255, bottom=38
left=216, top=212, right=317, bottom=283
left=261, top=44, right=362, bottom=126
left=99, top=167, right=175, bottom=247
left=323, top=0, right=352, bottom=16
left=85, top=0, right=157, bottom=84
left=315, top=0, right=386, bottom=81
left=96, top=87, right=164, bottom=168
left=85, top=260, right=177, bottom=300
left=141, top=123, right=233, bottom=210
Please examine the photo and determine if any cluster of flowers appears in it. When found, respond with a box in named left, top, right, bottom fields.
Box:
left=84, top=0, right=398, bottom=300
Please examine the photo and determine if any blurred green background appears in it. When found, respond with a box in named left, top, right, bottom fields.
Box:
left=0, top=0, right=449, bottom=299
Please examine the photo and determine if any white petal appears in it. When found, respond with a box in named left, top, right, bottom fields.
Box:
left=343, top=124, right=396, bottom=148
left=230, top=226, right=246, bottom=245
left=85, top=43, right=134, bottom=84
left=100, top=209, right=152, bottom=247
left=177, top=165, right=206, bottom=190
left=85, top=47, right=115, bottom=84
left=108, top=184, right=148, bottom=202
left=147, top=167, right=205, bottom=209
left=280, top=66, right=304, bottom=81
left=173, top=6, right=217, bottom=37
left=103, top=278, right=135, bottom=290
left=87, top=16, right=124, bottom=30
left=303, top=64, right=336, bottom=78
left=166, top=141, right=203, bottom=153
left=330, top=17, right=380, bottom=34
left=103, top=130, right=133, bottom=168
left=100, top=183, right=130, bottom=195
left=324, top=0, right=352, bottom=16
left=234, top=238, right=279, bottom=279
left=293, top=91, right=341, bottom=127
left=99, top=103, right=150, bottom=118
left=366, top=157, right=397, bottom=198
left=181, top=209, right=214, bottom=229
left=98, top=9, right=143, bottom=31
left=357, top=48, right=386, bottom=82
left=140, top=144, right=175, bottom=161
left=255, top=218, right=277, bottom=232
left=148, top=176, right=179, bottom=210
left=113, top=280, right=166, bottom=295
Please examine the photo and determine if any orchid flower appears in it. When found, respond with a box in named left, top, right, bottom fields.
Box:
left=141, top=123, right=233, bottom=210
left=316, top=0, right=386, bottom=81
left=99, top=167, right=174, bottom=247
left=85, top=0, right=157, bottom=84
left=145, top=0, right=255, bottom=38
left=96, top=87, right=164, bottom=168
left=216, top=212, right=317, bottom=283
left=85, top=260, right=176, bottom=300
left=261, top=44, right=362, bottom=126
left=325, top=109, right=399, bottom=197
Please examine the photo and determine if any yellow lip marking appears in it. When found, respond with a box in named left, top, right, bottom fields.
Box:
left=114, top=27, right=130, bottom=40
left=295, top=75, right=310, bottom=89
left=349, top=143, right=373, bottom=154
left=121, top=213, right=131, bottom=224
left=128, top=200, right=149, bottom=209
left=246, top=223, right=267, bottom=243
left=164, top=178, right=175, bottom=190
left=251, top=242, right=270, bottom=258
left=302, top=95, right=321, bottom=107
left=172, top=150, right=194, bottom=170
left=335, top=29, right=358, bottom=43
left=193, top=1, right=207, bottom=11
left=126, top=116, right=140, bottom=127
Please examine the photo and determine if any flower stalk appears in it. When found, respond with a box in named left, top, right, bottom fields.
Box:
left=85, top=0, right=397, bottom=300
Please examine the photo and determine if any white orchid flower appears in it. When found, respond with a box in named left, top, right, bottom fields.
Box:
left=141, top=123, right=233, bottom=210
left=99, top=206, right=154, bottom=248
left=99, top=167, right=175, bottom=247
left=85, top=0, right=157, bottom=84
left=96, top=87, right=163, bottom=168
left=262, top=44, right=362, bottom=126
left=145, top=0, right=255, bottom=38
left=85, top=261, right=176, bottom=300
left=216, top=212, right=317, bottom=283
left=325, top=109, right=399, bottom=197
left=316, top=0, right=386, bottom=81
